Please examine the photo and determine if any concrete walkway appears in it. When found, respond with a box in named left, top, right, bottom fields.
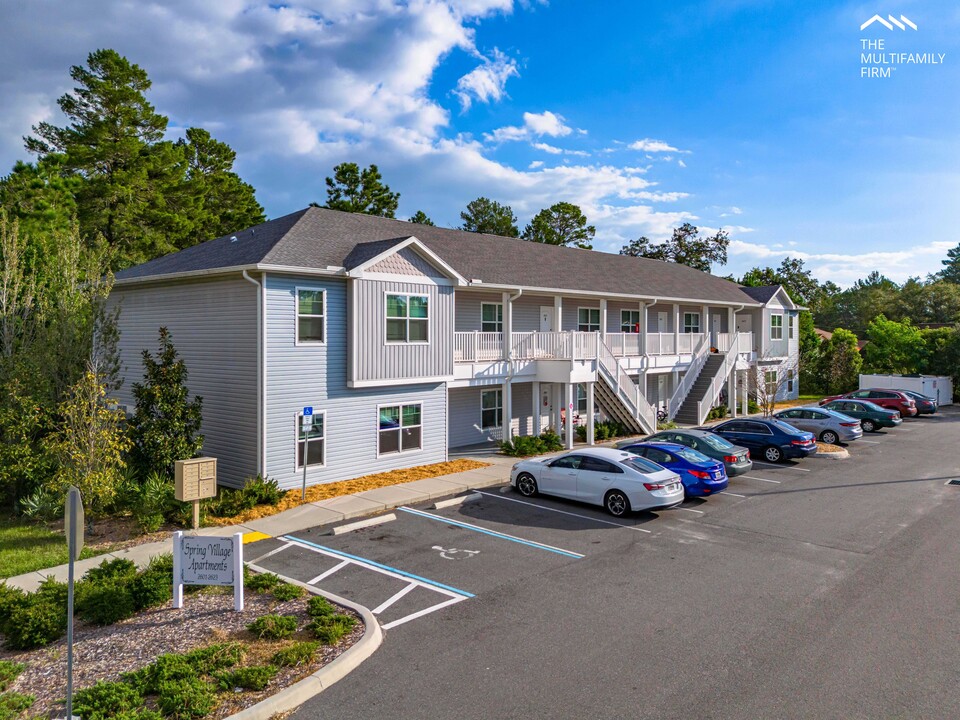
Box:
left=4, top=449, right=521, bottom=592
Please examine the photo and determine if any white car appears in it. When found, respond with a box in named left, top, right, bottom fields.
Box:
left=510, top=447, right=684, bottom=517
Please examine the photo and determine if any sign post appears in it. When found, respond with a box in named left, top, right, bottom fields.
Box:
left=175, top=457, right=218, bottom=529
left=301, top=406, right=313, bottom=501
left=173, top=531, right=244, bottom=611
left=64, top=486, right=84, bottom=720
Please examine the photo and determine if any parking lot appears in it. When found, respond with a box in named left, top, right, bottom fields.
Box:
left=280, top=408, right=960, bottom=720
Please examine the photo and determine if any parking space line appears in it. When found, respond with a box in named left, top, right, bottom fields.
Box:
left=718, top=491, right=747, bottom=498
left=247, top=541, right=293, bottom=564
left=857, top=439, right=881, bottom=444
left=741, top=475, right=781, bottom=484
left=752, top=461, right=810, bottom=472
left=283, top=535, right=476, bottom=598
left=676, top=506, right=705, bottom=514
left=397, top=506, right=586, bottom=558
left=474, top=491, right=653, bottom=533
left=381, top=595, right=466, bottom=630
left=308, top=559, right=351, bottom=585
left=372, top=582, right=418, bottom=615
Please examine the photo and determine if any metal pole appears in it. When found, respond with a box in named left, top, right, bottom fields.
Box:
left=301, top=426, right=308, bottom=501
left=66, top=502, right=76, bottom=720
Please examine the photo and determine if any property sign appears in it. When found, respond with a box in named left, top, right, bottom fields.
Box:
left=172, top=531, right=244, bottom=611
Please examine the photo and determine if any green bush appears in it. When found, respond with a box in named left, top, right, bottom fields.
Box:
left=312, top=614, right=357, bottom=645
left=272, top=582, right=306, bottom=602
left=111, top=711, right=164, bottom=720
left=748, top=399, right=761, bottom=414
left=183, top=642, right=245, bottom=674
left=0, top=659, right=25, bottom=691
left=500, top=430, right=566, bottom=457
left=0, top=583, right=27, bottom=630
left=84, top=557, right=138, bottom=585
left=125, top=643, right=244, bottom=695
left=131, top=566, right=172, bottom=611
left=215, top=664, right=278, bottom=691
left=3, top=593, right=66, bottom=650
left=246, top=571, right=282, bottom=593
left=271, top=641, right=319, bottom=667
left=205, top=475, right=282, bottom=518
left=72, top=680, right=143, bottom=720
left=247, top=614, right=298, bottom=640
left=133, top=471, right=177, bottom=532
left=77, top=582, right=136, bottom=626
left=706, top=405, right=729, bottom=421
left=156, top=677, right=217, bottom=719
left=0, top=691, right=34, bottom=720
left=306, top=595, right=336, bottom=619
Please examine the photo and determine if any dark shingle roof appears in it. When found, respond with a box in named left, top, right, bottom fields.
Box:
left=738, top=285, right=782, bottom=304
left=116, top=206, right=762, bottom=305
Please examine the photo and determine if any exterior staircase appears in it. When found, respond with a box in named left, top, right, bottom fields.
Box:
left=673, top=354, right=726, bottom=426
left=595, top=338, right=656, bottom=435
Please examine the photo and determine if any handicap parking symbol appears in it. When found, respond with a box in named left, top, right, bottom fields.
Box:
left=432, top=545, right=480, bottom=560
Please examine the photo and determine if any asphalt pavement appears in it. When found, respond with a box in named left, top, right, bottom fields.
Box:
left=266, top=408, right=960, bottom=720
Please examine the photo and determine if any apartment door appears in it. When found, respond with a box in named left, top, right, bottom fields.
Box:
left=736, top=314, right=754, bottom=350
left=712, top=313, right=722, bottom=348
left=541, top=384, right=554, bottom=431
left=657, top=311, right=668, bottom=332
left=657, top=375, right=667, bottom=409
left=540, top=306, right=554, bottom=332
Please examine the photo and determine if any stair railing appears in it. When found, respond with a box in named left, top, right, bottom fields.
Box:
left=666, top=334, right=711, bottom=421
left=695, top=332, right=745, bottom=426
left=596, top=336, right=656, bottom=433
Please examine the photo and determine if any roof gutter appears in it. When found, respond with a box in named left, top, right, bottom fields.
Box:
left=463, top=281, right=761, bottom=308
left=242, top=270, right=267, bottom=479
left=114, top=263, right=347, bottom=288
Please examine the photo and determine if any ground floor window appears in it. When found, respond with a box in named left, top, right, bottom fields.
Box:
left=787, top=368, right=795, bottom=393
left=481, top=389, right=503, bottom=429
left=577, top=384, right=588, bottom=414
left=764, top=369, right=778, bottom=396
left=297, top=411, right=325, bottom=468
left=379, top=403, right=422, bottom=455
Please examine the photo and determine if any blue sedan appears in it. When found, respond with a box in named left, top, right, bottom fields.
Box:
left=703, top=418, right=817, bottom=463
left=620, top=441, right=729, bottom=498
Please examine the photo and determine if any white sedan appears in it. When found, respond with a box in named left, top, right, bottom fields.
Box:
left=510, top=447, right=684, bottom=517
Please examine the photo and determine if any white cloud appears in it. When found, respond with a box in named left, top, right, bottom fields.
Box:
left=629, top=138, right=688, bottom=153
left=486, top=110, right=574, bottom=142
left=453, top=48, right=519, bottom=110
left=528, top=160, right=544, bottom=169
left=677, top=159, right=687, bottom=168
left=531, top=141, right=589, bottom=157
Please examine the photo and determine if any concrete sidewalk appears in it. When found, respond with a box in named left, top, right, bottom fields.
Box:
left=4, top=450, right=519, bottom=592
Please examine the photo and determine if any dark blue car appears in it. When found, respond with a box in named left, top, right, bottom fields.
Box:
left=703, top=418, right=817, bottom=463
left=621, top=441, right=729, bottom=498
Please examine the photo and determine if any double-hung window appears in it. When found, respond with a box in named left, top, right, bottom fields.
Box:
left=480, top=389, right=503, bottom=429
left=787, top=368, right=795, bottom=392
left=788, top=314, right=795, bottom=340
left=764, top=369, right=778, bottom=395
left=378, top=403, right=422, bottom=455
left=296, top=411, right=325, bottom=468
left=621, top=310, right=641, bottom=333
left=578, top=308, right=600, bottom=332
left=386, top=294, right=429, bottom=343
left=683, top=312, right=700, bottom=334
left=770, top=314, right=783, bottom=340
left=481, top=303, right=503, bottom=332
left=297, top=289, right=325, bottom=343
left=577, top=384, right=588, bottom=414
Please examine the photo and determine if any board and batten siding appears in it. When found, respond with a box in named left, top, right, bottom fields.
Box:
left=350, top=278, right=454, bottom=384
left=448, top=383, right=534, bottom=447
left=108, top=275, right=258, bottom=487
left=265, top=274, right=447, bottom=490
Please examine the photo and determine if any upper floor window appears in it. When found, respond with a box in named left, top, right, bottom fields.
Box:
left=788, top=314, right=795, bottom=340
left=770, top=314, right=783, bottom=340
left=683, top=312, right=700, bottom=333
left=378, top=403, right=422, bottom=455
left=297, top=289, right=325, bottom=343
left=578, top=308, right=600, bottom=332
left=386, top=294, right=428, bottom=343
left=481, top=303, right=503, bottom=332
left=621, top=310, right=641, bottom=333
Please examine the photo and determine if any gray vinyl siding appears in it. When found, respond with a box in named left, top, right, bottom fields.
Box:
left=762, top=296, right=791, bottom=358
left=448, top=383, right=535, bottom=447
left=351, top=278, right=454, bottom=383
left=264, top=274, right=447, bottom=490
left=108, top=275, right=258, bottom=487
left=454, top=291, right=503, bottom=331
left=512, top=295, right=547, bottom=331
left=648, top=303, right=675, bottom=332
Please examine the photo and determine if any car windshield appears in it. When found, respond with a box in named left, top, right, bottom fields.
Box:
left=621, top=457, right=665, bottom=474
left=772, top=419, right=804, bottom=435
left=676, top=447, right=712, bottom=463
left=699, top=433, right=734, bottom=450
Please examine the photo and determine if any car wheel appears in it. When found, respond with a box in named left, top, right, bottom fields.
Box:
left=820, top=430, right=839, bottom=445
left=763, top=445, right=784, bottom=463
left=604, top=490, right=630, bottom=517
left=515, top=473, right=538, bottom=497
left=861, top=419, right=876, bottom=433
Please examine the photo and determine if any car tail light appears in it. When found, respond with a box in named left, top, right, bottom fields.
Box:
left=643, top=482, right=666, bottom=490
left=894, top=413, right=900, bottom=419
left=745, top=450, right=750, bottom=459
left=840, top=422, right=859, bottom=427
left=689, top=470, right=710, bottom=479
left=791, top=439, right=812, bottom=446
left=723, top=455, right=738, bottom=463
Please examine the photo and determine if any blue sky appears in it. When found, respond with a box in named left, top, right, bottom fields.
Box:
left=1, top=0, right=958, bottom=286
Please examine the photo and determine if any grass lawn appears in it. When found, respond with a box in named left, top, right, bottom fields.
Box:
left=0, top=517, right=101, bottom=579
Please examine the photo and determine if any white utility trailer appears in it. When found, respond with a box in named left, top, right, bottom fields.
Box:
left=859, top=374, right=953, bottom=405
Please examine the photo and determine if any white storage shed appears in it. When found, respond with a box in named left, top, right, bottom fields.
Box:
left=859, top=374, right=953, bottom=405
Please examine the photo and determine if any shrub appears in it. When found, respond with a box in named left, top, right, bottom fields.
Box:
left=0, top=691, right=34, bottom=720
left=271, top=641, right=319, bottom=667
left=131, top=566, right=172, bottom=611
left=3, top=593, right=66, bottom=650
left=748, top=399, right=761, bottom=414
left=0, top=583, right=27, bottom=630
left=215, top=664, right=279, bottom=691
left=207, top=475, right=283, bottom=518
left=72, top=680, right=143, bottom=720
left=706, top=405, right=729, bottom=421
left=156, top=677, right=216, bottom=719
left=112, top=711, right=164, bottom=720
left=246, top=572, right=282, bottom=593
left=500, top=430, right=566, bottom=457
left=17, top=486, right=61, bottom=520
left=125, top=643, right=244, bottom=695
left=134, top=471, right=177, bottom=532
left=306, top=595, right=336, bottom=619
left=184, top=642, right=245, bottom=674
left=272, top=582, right=306, bottom=602
left=84, top=557, right=138, bottom=584
left=312, top=614, right=357, bottom=645
left=538, top=429, right=564, bottom=451
left=0, top=659, right=25, bottom=691
left=77, top=582, right=136, bottom=626
left=245, top=475, right=282, bottom=506
left=247, top=614, right=298, bottom=640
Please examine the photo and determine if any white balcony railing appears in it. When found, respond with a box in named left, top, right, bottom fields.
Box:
left=510, top=331, right=598, bottom=361
left=453, top=331, right=504, bottom=362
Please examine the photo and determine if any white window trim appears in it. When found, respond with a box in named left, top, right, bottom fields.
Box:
left=577, top=306, right=601, bottom=332
left=621, top=310, right=641, bottom=333
left=480, top=388, right=503, bottom=429
left=480, top=302, right=504, bottom=333
left=295, top=286, right=326, bottom=346
left=770, top=313, right=784, bottom=340
left=295, top=409, right=326, bottom=471
left=376, top=402, right=424, bottom=458
left=788, top=314, right=795, bottom=340
left=683, top=312, right=700, bottom=334
left=384, top=291, right=430, bottom=345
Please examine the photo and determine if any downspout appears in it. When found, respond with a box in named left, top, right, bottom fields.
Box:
left=243, top=270, right=267, bottom=478
left=639, top=297, right=659, bottom=420
left=504, top=288, right=522, bottom=440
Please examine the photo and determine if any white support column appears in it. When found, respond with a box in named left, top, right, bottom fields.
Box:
left=553, top=295, right=563, bottom=334
left=553, top=383, right=563, bottom=434
left=532, top=381, right=541, bottom=435
left=701, top=305, right=709, bottom=346
left=502, top=291, right=513, bottom=361
left=586, top=382, right=596, bottom=446
left=564, top=383, right=575, bottom=450
left=673, top=303, right=680, bottom=353
left=501, top=380, right=512, bottom=444
left=639, top=301, right=648, bottom=356
left=741, top=371, right=748, bottom=416
left=727, top=367, right=736, bottom=417
left=599, top=298, right=608, bottom=341
left=728, top=306, right=735, bottom=338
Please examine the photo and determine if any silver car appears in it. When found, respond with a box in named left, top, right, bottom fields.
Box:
left=773, top=406, right=863, bottom=444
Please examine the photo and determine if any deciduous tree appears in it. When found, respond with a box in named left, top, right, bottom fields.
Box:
left=522, top=202, right=594, bottom=249
left=819, top=328, right=863, bottom=395
left=619, top=223, right=729, bottom=272
left=863, top=314, right=924, bottom=375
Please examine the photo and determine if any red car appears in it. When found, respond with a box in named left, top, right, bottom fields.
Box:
left=820, top=388, right=917, bottom=417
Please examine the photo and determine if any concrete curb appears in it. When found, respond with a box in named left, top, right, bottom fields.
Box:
left=228, top=563, right=384, bottom=720
left=810, top=448, right=850, bottom=460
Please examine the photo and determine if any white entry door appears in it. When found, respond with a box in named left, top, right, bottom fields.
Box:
left=712, top=313, right=722, bottom=347
left=540, top=306, right=554, bottom=332
left=657, top=311, right=668, bottom=332
left=657, top=375, right=667, bottom=409
left=736, top=314, right=754, bottom=352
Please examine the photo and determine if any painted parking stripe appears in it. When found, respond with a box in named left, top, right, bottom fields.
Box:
left=397, top=506, right=586, bottom=558
left=676, top=506, right=705, bottom=514
left=857, top=439, right=881, bottom=444
left=752, top=461, right=810, bottom=472
left=307, top=559, right=351, bottom=585
left=283, top=535, right=475, bottom=598
left=247, top=541, right=293, bottom=564
left=372, top=582, right=419, bottom=615
left=718, top=491, right=747, bottom=498
left=382, top=595, right=466, bottom=630
left=474, top=491, right=653, bottom=533
left=740, top=475, right=781, bottom=484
